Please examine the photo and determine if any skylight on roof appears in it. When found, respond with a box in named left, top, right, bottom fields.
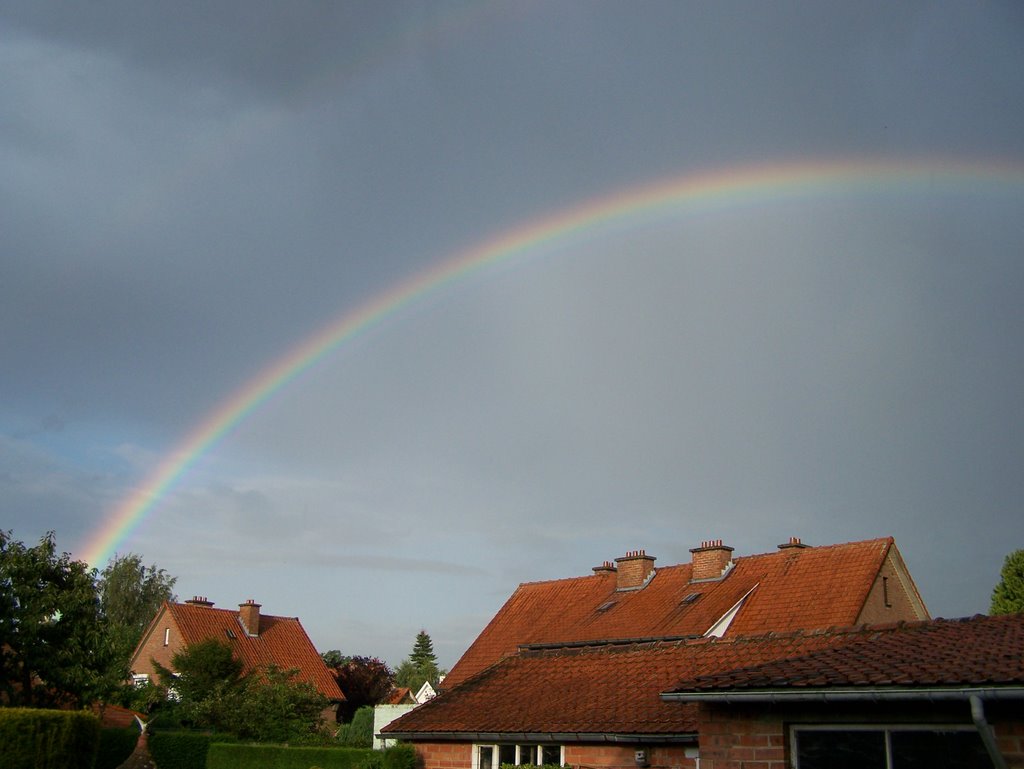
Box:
left=596, top=600, right=617, bottom=612
left=225, top=629, right=236, bottom=639
left=682, top=592, right=701, bottom=604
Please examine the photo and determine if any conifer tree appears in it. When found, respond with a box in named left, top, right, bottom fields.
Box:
left=394, top=630, right=444, bottom=692
left=410, top=629, right=437, bottom=667
left=991, top=549, right=1024, bottom=615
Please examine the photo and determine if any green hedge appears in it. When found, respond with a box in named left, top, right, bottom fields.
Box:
left=95, top=726, right=140, bottom=769
left=0, top=707, right=100, bottom=769
left=383, top=743, right=418, bottom=769
left=149, top=730, right=223, bottom=769
left=207, top=744, right=375, bottom=769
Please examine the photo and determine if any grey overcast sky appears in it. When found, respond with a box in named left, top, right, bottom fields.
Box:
left=2, top=1, right=1023, bottom=669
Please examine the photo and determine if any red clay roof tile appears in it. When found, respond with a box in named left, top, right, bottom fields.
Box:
left=164, top=602, right=344, bottom=701
left=384, top=632, right=849, bottom=736
left=385, top=614, right=1024, bottom=738
left=445, top=537, right=899, bottom=687
left=671, top=613, right=1024, bottom=692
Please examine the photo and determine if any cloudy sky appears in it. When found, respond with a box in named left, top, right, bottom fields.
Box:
left=3, top=1, right=1023, bottom=669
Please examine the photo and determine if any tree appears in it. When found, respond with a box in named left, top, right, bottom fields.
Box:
left=154, top=640, right=327, bottom=741
left=98, top=552, right=177, bottom=673
left=336, top=705, right=375, bottom=747
left=233, top=665, right=328, bottom=743
left=330, top=655, right=394, bottom=722
left=321, top=649, right=348, bottom=668
left=0, top=530, right=116, bottom=707
left=991, top=549, right=1024, bottom=615
left=410, top=630, right=436, bottom=667
left=153, top=637, right=248, bottom=731
left=393, top=630, right=444, bottom=693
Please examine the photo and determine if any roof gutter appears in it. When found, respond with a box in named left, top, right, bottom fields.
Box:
left=661, top=686, right=1024, bottom=704
left=378, top=731, right=697, bottom=745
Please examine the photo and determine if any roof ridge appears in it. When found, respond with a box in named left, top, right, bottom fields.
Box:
left=171, top=601, right=298, bottom=623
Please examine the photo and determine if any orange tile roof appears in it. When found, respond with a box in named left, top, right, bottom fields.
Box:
left=387, top=686, right=414, bottom=704
left=671, top=613, right=1024, bottom=693
left=164, top=602, right=344, bottom=701
left=385, top=614, right=1024, bottom=738
left=445, top=537, right=896, bottom=687
left=383, top=632, right=851, bottom=737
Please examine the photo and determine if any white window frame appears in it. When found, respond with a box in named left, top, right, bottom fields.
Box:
left=131, top=673, right=149, bottom=687
left=790, top=723, right=989, bottom=769
left=472, top=743, right=564, bottom=769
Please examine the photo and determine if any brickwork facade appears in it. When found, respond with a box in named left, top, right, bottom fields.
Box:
left=994, top=714, right=1024, bottom=769
left=131, top=612, right=182, bottom=681
left=412, top=742, right=697, bottom=769
left=695, top=705, right=786, bottom=769
left=692, top=702, right=1024, bottom=769
left=856, top=549, right=928, bottom=625
left=414, top=742, right=473, bottom=769
left=565, top=743, right=696, bottom=769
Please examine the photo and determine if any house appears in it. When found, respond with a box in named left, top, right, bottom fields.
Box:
left=375, top=688, right=420, bottom=750
left=381, top=536, right=932, bottom=768
left=130, top=596, right=344, bottom=723
left=416, top=680, right=438, bottom=703
left=443, top=536, right=926, bottom=689
left=663, top=613, right=1024, bottom=769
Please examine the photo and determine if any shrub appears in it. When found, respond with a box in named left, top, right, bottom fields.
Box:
left=0, top=707, right=100, bottom=769
left=95, top=726, right=139, bottom=769
left=338, top=706, right=374, bottom=747
left=383, top=743, right=418, bottom=769
left=207, top=743, right=373, bottom=769
left=149, top=730, right=223, bottom=769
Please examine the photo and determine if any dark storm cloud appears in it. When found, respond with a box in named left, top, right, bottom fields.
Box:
left=1, top=1, right=1022, bottom=664
left=0, top=1, right=411, bottom=99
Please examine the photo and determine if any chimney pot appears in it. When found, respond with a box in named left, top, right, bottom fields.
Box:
left=614, top=550, right=656, bottom=590
left=238, top=600, right=262, bottom=637
left=690, top=539, right=735, bottom=581
left=778, top=537, right=810, bottom=550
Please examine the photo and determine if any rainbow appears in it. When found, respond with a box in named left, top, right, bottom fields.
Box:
left=79, top=157, right=1024, bottom=567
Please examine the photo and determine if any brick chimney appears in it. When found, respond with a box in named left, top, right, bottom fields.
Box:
left=778, top=536, right=810, bottom=550
left=592, top=560, right=617, bottom=574
left=614, top=550, right=656, bottom=590
left=185, top=596, right=214, bottom=607
left=690, top=539, right=734, bottom=581
left=238, top=599, right=261, bottom=637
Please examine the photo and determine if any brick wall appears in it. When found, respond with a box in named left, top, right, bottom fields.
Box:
left=130, top=612, right=182, bottom=680
left=565, top=743, right=696, bottom=769
left=994, top=717, right=1024, bottom=768
left=414, top=742, right=474, bottom=769
left=856, top=549, right=928, bottom=625
left=411, top=742, right=696, bottom=769
left=694, top=702, right=1024, bottom=769
left=696, top=705, right=786, bottom=769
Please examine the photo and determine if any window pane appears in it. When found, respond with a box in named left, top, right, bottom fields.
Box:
left=499, top=745, right=516, bottom=767
left=796, top=730, right=886, bottom=769
left=891, top=730, right=993, bottom=769
left=479, top=746, right=493, bottom=769
left=541, top=746, right=561, bottom=765
left=517, top=745, right=537, bottom=765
